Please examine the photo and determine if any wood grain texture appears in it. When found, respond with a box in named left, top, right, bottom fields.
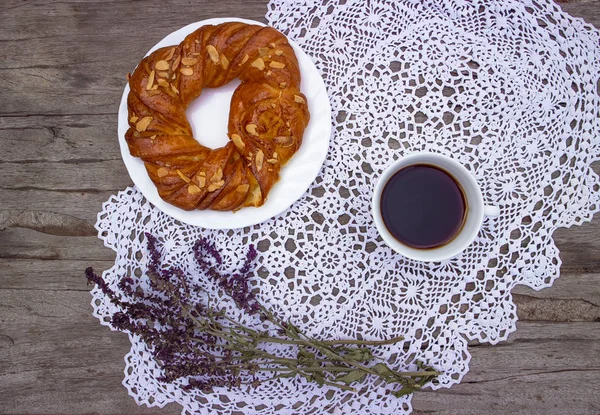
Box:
left=412, top=322, right=600, bottom=415
left=0, top=0, right=599, bottom=414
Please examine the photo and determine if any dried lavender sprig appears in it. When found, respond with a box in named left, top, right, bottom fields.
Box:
left=86, top=235, right=439, bottom=396
left=185, top=236, right=439, bottom=393
left=192, top=238, right=261, bottom=316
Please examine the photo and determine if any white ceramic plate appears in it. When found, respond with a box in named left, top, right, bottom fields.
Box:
left=118, top=17, right=331, bottom=229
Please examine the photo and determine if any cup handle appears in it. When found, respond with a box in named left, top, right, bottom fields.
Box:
left=484, top=205, right=500, bottom=217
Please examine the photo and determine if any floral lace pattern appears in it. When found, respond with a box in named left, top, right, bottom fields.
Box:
left=91, top=1, right=600, bottom=413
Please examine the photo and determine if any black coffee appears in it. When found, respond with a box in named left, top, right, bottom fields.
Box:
left=380, top=164, right=466, bottom=249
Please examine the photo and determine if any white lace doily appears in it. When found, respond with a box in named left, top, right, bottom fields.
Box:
left=91, top=1, right=600, bottom=413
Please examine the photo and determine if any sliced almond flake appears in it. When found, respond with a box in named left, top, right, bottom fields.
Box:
left=197, top=171, right=206, bottom=177
left=245, top=124, right=259, bottom=136
left=157, top=71, right=169, bottom=78
left=251, top=58, right=265, bottom=71
left=211, top=167, right=223, bottom=183
left=129, top=115, right=139, bottom=123
left=255, top=150, right=264, bottom=172
left=157, top=167, right=169, bottom=178
left=146, top=70, right=155, bottom=90
left=266, top=70, right=272, bottom=76
left=258, top=47, right=269, bottom=56
left=171, top=84, right=179, bottom=94
left=270, top=42, right=277, bottom=48
left=270, top=61, right=286, bottom=69
left=165, top=48, right=176, bottom=61
left=220, top=54, right=229, bottom=70
left=176, top=170, right=191, bottom=183
left=187, top=184, right=201, bottom=195
left=181, top=57, right=198, bottom=66
left=157, top=79, right=169, bottom=87
left=231, top=134, right=245, bottom=151
left=294, top=95, right=306, bottom=104
left=207, top=181, right=224, bottom=192
left=206, top=45, right=219, bottom=64
left=274, top=135, right=294, bottom=147
left=275, top=50, right=284, bottom=56
left=240, top=54, right=249, bottom=65
left=155, top=60, right=170, bottom=71
left=267, top=158, right=277, bottom=164
left=150, top=135, right=157, bottom=140
left=135, top=116, right=153, bottom=132
left=180, top=67, right=194, bottom=76
left=152, top=84, right=159, bottom=90
left=194, top=39, right=200, bottom=44
left=273, top=152, right=278, bottom=159
left=236, top=184, right=250, bottom=193
left=171, top=55, right=181, bottom=72
left=163, top=88, right=176, bottom=97
left=196, top=176, right=206, bottom=188
left=279, top=82, right=287, bottom=89
left=148, top=90, right=161, bottom=97
left=191, top=52, right=200, bottom=56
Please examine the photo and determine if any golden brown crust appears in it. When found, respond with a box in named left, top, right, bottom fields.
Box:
left=126, top=22, right=310, bottom=211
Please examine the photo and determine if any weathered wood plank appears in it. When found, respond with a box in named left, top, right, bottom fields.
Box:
left=0, top=229, right=113, bottom=261
left=513, top=270, right=600, bottom=321
left=0, top=290, right=179, bottom=414
left=514, top=292, right=600, bottom=321
left=1, top=216, right=600, bottom=271
left=0, top=0, right=268, bottom=117
left=0, top=114, right=120, bottom=163
left=0, top=210, right=97, bottom=236
left=0, top=259, right=113, bottom=291
left=412, top=321, right=600, bottom=415
left=1, top=160, right=131, bottom=191
left=1, top=253, right=599, bottom=322
left=1, top=193, right=598, bottom=258
left=560, top=1, right=600, bottom=29
left=2, top=288, right=598, bottom=415
left=0, top=0, right=595, bottom=118
left=553, top=220, right=600, bottom=273
left=0, top=191, right=117, bottom=224
left=514, top=271, right=600, bottom=304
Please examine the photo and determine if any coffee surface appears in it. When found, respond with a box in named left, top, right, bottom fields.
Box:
left=380, top=164, right=466, bottom=249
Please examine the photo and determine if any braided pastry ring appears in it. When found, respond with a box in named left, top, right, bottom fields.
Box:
left=125, top=20, right=311, bottom=213
left=118, top=19, right=330, bottom=228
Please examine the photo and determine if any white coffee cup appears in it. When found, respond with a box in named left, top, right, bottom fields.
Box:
left=372, top=152, right=500, bottom=262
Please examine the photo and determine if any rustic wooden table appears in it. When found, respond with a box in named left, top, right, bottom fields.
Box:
left=1, top=1, right=599, bottom=414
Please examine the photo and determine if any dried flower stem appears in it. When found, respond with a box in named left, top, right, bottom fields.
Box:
left=86, top=234, right=439, bottom=397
